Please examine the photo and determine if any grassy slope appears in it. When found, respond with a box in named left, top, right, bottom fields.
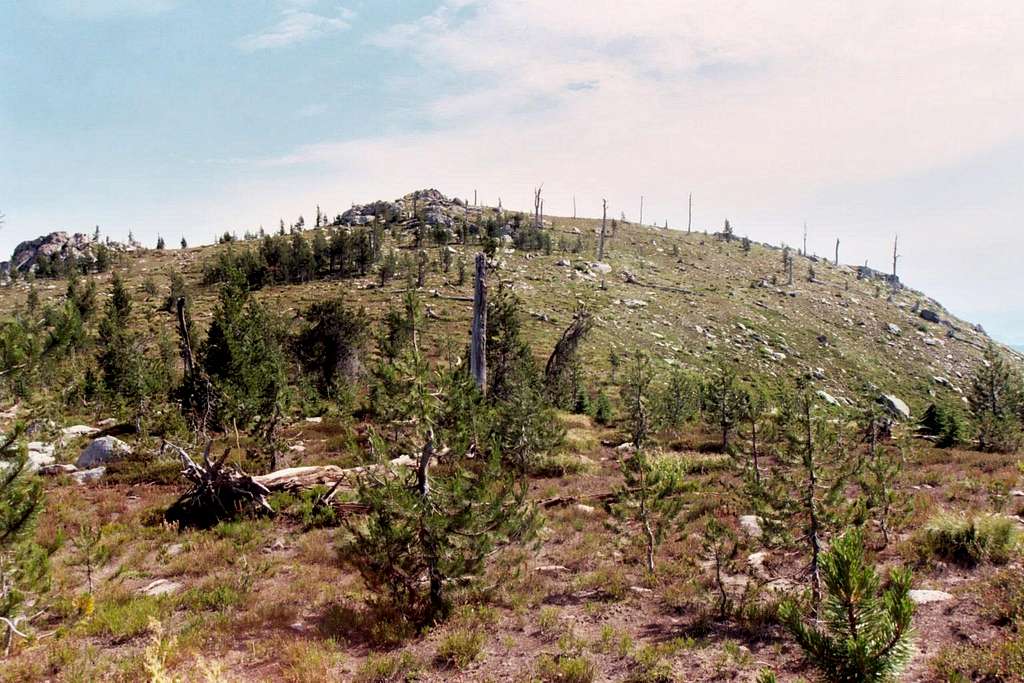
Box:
left=1, top=207, right=1022, bottom=682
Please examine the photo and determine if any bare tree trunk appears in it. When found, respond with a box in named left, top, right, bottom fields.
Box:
left=598, top=199, right=607, bottom=261
left=176, top=297, right=195, bottom=377
left=639, top=195, right=644, bottom=226
left=572, top=195, right=576, bottom=219
left=835, top=239, right=840, bottom=266
left=803, top=221, right=808, bottom=256
left=687, top=192, right=692, bottom=234
left=470, top=254, right=488, bottom=394
left=892, top=234, right=899, bottom=279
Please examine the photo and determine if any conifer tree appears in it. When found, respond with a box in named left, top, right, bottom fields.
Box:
left=967, top=344, right=1022, bottom=452
left=779, top=529, right=915, bottom=683
left=703, top=359, right=744, bottom=452
left=1, top=426, right=49, bottom=654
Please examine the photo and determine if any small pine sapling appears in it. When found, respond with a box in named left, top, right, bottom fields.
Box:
left=779, top=529, right=915, bottom=683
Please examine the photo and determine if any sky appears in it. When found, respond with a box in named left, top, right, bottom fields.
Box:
left=2, top=1, right=1024, bottom=344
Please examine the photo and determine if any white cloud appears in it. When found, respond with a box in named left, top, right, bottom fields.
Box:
left=236, top=5, right=354, bottom=52
left=234, top=0, right=1024, bottom=338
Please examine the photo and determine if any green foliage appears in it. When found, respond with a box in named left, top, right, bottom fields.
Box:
left=613, top=451, right=691, bottom=573
left=779, top=529, right=915, bottom=683
left=656, top=367, right=700, bottom=430
left=293, top=298, right=370, bottom=397
left=435, top=628, right=485, bottom=669
left=200, top=267, right=288, bottom=430
left=922, top=511, right=1017, bottom=565
left=918, top=402, right=967, bottom=448
left=702, top=359, right=745, bottom=451
left=536, top=653, right=597, bottom=682
left=0, top=426, right=49, bottom=627
left=968, top=344, right=1023, bottom=453
left=620, top=350, right=654, bottom=449
left=593, top=390, right=612, bottom=425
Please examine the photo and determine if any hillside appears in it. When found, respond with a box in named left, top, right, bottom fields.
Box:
left=1, top=191, right=1022, bottom=682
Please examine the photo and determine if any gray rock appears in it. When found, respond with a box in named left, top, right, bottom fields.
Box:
left=879, top=394, right=911, bottom=420
left=920, top=309, right=942, bottom=324
left=61, top=425, right=99, bottom=441
left=739, top=515, right=763, bottom=539
left=76, top=436, right=131, bottom=468
left=590, top=262, right=612, bottom=274
left=71, top=466, right=106, bottom=484
left=908, top=589, right=953, bottom=604
left=887, top=323, right=902, bottom=336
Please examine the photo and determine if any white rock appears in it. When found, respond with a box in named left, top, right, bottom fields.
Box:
left=880, top=395, right=911, bottom=420
left=573, top=504, right=596, bottom=515
left=590, top=262, right=612, bottom=274
left=816, top=390, right=840, bottom=407
left=26, top=442, right=56, bottom=471
left=739, top=515, right=764, bottom=539
left=304, top=416, right=323, bottom=424
left=908, top=589, right=954, bottom=604
left=61, top=425, right=99, bottom=442
left=141, top=578, right=182, bottom=597
left=536, top=565, right=570, bottom=574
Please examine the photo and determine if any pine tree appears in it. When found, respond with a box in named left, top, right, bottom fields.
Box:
left=156, top=235, right=165, bottom=250
left=1, top=426, right=49, bottom=654
left=967, top=344, right=1022, bottom=452
left=201, top=267, right=287, bottom=432
left=293, top=298, right=370, bottom=397
left=779, top=529, right=915, bottom=683
left=703, top=359, right=744, bottom=452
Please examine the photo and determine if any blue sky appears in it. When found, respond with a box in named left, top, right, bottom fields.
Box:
left=3, top=1, right=1024, bottom=345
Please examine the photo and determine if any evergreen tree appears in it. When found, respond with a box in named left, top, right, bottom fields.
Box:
left=156, top=235, right=165, bottom=250
left=1, top=426, right=49, bottom=651
left=703, top=359, right=744, bottom=452
left=779, top=529, right=915, bottom=683
left=180, top=236, right=187, bottom=250
left=967, top=344, right=1022, bottom=452
left=293, top=299, right=370, bottom=397
left=201, top=268, right=288, bottom=431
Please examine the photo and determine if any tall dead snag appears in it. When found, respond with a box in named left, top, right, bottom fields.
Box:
left=543, top=309, right=594, bottom=406
left=598, top=199, right=608, bottom=260
left=533, top=186, right=544, bottom=228
left=177, top=297, right=215, bottom=435
left=835, top=239, right=840, bottom=266
left=687, top=193, right=692, bottom=233
left=470, top=253, right=488, bottom=394
left=892, top=234, right=899, bottom=280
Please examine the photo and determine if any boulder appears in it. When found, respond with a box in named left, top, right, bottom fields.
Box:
left=920, top=309, right=942, bottom=324
left=908, top=589, right=953, bottom=604
left=26, top=442, right=55, bottom=471
left=887, top=323, right=902, bottom=336
left=816, top=390, right=840, bottom=407
left=76, top=436, right=131, bottom=469
left=71, top=466, right=106, bottom=484
left=739, top=515, right=763, bottom=539
left=590, top=262, right=612, bottom=274
left=879, top=395, right=911, bottom=420
left=141, top=579, right=183, bottom=597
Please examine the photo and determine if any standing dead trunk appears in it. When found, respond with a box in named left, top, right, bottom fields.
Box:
left=835, top=238, right=840, bottom=266
left=470, top=254, right=487, bottom=394
left=598, top=199, right=607, bottom=261
left=176, top=297, right=195, bottom=377
left=687, top=193, right=692, bottom=234
left=892, top=234, right=899, bottom=280
left=639, top=195, right=644, bottom=226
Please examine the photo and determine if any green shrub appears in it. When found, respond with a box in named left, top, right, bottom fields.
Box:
left=435, top=628, right=485, bottom=669
left=536, top=653, right=596, bottom=682
left=779, top=529, right=915, bottom=683
left=922, top=512, right=1017, bottom=565
left=353, top=651, right=421, bottom=683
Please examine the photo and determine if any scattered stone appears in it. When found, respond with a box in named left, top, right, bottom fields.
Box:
left=629, top=586, right=653, bottom=595
left=817, top=390, right=840, bottom=407
left=623, top=299, right=648, bottom=309
left=26, top=442, right=55, bottom=471
left=166, top=543, right=185, bottom=557
left=142, top=579, right=183, bottom=597
left=920, top=309, right=942, bottom=324
left=590, top=262, right=612, bottom=274
left=879, top=394, right=911, bottom=420
left=887, top=323, right=902, bottom=336
left=747, top=551, right=770, bottom=579
left=76, top=436, right=131, bottom=468
left=908, top=589, right=953, bottom=604
left=39, top=463, right=77, bottom=476
left=304, top=416, right=323, bottom=424
left=536, top=565, right=571, bottom=574
left=60, top=425, right=99, bottom=442
left=71, top=466, right=106, bottom=484
left=574, top=504, right=596, bottom=515
left=1011, top=490, right=1024, bottom=497
left=739, top=515, right=763, bottom=539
